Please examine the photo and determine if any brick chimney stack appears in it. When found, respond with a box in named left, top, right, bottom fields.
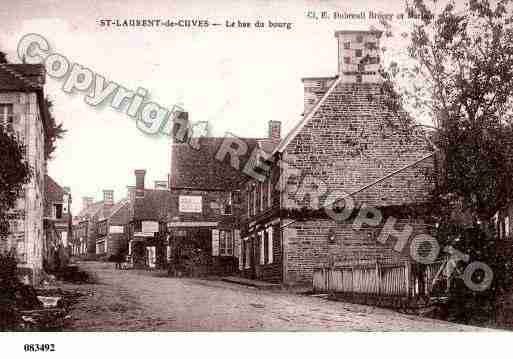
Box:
left=82, top=196, right=93, bottom=210
left=335, top=30, right=382, bottom=83
left=171, top=111, right=191, bottom=144
left=135, top=169, right=146, bottom=197
left=268, top=121, right=281, bottom=141
left=103, top=189, right=114, bottom=207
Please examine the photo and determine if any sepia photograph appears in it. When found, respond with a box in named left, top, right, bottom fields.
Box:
left=1, top=0, right=512, bottom=357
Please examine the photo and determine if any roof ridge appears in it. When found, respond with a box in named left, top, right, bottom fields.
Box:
left=273, top=75, right=343, bottom=154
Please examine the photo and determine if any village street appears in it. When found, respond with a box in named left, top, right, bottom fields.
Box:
left=60, top=261, right=486, bottom=331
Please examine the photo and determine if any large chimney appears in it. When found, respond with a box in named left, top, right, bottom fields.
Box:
left=135, top=169, right=146, bottom=197
left=171, top=111, right=191, bottom=144
left=268, top=121, right=281, bottom=141
left=103, top=189, right=114, bottom=207
left=82, top=196, right=93, bottom=210
left=335, top=30, right=382, bottom=83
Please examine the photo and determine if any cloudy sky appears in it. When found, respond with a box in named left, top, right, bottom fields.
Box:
left=1, top=0, right=414, bottom=213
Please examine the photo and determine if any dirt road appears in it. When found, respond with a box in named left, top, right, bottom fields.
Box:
left=62, top=261, right=486, bottom=331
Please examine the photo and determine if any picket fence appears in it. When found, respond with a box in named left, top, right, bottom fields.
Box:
left=313, top=259, right=446, bottom=298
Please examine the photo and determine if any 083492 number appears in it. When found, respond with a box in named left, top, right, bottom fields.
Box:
left=23, top=344, right=55, bottom=352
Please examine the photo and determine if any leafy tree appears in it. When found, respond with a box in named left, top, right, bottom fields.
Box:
left=44, top=98, right=66, bottom=160
left=0, top=130, right=31, bottom=238
left=382, top=0, right=513, bottom=323
left=385, top=0, right=513, bottom=221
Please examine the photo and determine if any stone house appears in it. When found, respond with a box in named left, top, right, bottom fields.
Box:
left=236, top=30, right=435, bottom=285
left=0, top=63, right=50, bottom=284
left=72, top=193, right=115, bottom=259
left=168, top=129, right=266, bottom=276
left=126, top=170, right=173, bottom=269
left=95, top=191, right=130, bottom=259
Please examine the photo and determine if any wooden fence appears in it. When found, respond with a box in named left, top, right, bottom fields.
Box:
left=313, top=259, right=447, bottom=299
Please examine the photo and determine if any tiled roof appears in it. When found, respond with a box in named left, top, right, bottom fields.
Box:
left=76, top=201, right=104, bottom=219
left=170, top=137, right=268, bottom=190
left=0, top=63, right=45, bottom=91
left=0, top=63, right=51, bottom=140
left=45, top=175, right=64, bottom=204
left=108, top=199, right=131, bottom=225
left=132, top=189, right=176, bottom=221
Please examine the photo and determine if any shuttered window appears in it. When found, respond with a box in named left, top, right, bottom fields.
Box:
left=235, top=231, right=242, bottom=270
left=259, top=232, right=265, bottom=264
left=212, top=229, right=219, bottom=256
left=267, top=226, right=273, bottom=264
left=244, top=238, right=251, bottom=269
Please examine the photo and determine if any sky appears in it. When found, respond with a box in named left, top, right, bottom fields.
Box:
left=1, top=0, right=415, bottom=213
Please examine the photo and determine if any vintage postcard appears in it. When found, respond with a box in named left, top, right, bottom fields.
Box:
left=1, top=0, right=512, bottom=357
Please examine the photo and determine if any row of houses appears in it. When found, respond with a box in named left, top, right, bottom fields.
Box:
left=69, top=30, right=444, bottom=287
left=0, top=62, right=72, bottom=284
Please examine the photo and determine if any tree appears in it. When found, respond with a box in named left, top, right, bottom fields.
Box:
left=44, top=98, right=66, bottom=160
left=385, top=0, right=513, bottom=220
left=0, top=130, right=31, bottom=238
left=0, top=48, right=63, bottom=235
left=383, top=0, right=513, bottom=321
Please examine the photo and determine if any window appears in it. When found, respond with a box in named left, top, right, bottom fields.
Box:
left=9, top=220, right=18, bottom=234
left=356, top=74, right=363, bottom=83
left=267, top=227, right=274, bottom=264
left=260, top=182, right=264, bottom=212
left=344, top=57, right=351, bottom=64
left=223, top=192, right=233, bottom=215
left=247, top=188, right=251, bottom=216
left=365, top=42, right=377, bottom=50
left=355, top=49, right=363, bottom=57
left=264, top=230, right=269, bottom=264
left=369, top=56, right=379, bottom=65
left=244, top=239, right=251, bottom=269
left=356, top=35, right=364, bottom=43
left=267, top=179, right=272, bottom=207
left=343, top=41, right=351, bottom=49
left=252, top=185, right=257, bottom=216
left=256, top=183, right=261, bottom=213
left=249, top=185, right=256, bottom=216
left=219, top=230, right=233, bottom=256
left=506, top=216, right=510, bottom=237
left=259, top=232, right=265, bottom=264
left=54, top=203, right=63, bottom=219
left=0, top=104, right=14, bottom=131
left=358, top=63, right=365, bottom=72
left=232, top=190, right=241, bottom=204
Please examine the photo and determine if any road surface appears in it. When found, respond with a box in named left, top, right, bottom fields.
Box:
left=61, top=261, right=485, bottom=331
